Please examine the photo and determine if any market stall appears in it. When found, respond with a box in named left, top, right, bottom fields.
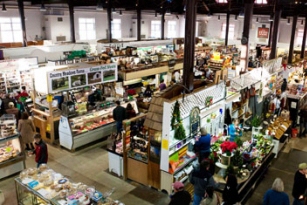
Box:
left=0, top=114, right=25, bottom=179
left=15, top=166, right=122, bottom=205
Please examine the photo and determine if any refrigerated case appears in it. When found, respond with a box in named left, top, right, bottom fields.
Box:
left=59, top=100, right=138, bottom=151
left=0, top=135, right=25, bottom=179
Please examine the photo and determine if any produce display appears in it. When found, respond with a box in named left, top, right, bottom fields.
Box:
left=70, top=111, right=114, bottom=135
left=18, top=166, right=125, bottom=205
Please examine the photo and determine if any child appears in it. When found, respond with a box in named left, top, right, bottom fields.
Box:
left=33, top=134, right=48, bottom=168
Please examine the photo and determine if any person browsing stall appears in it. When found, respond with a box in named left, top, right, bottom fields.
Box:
left=263, top=178, right=290, bottom=205
left=169, top=181, right=191, bottom=205
left=190, top=160, right=217, bottom=205
left=292, top=163, right=307, bottom=205
left=33, top=134, right=48, bottom=168
left=228, top=118, right=240, bottom=142
left=194, top=128, right=211, bottom=163
left=113, top=101, right=126, bottom=134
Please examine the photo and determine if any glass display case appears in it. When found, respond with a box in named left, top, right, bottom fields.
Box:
left=15, top=167, right=122, bottom=205
left=59, top=100, right=138, bottom=150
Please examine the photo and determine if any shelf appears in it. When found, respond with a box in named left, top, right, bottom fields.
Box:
left=0, top=134, right=19, bottom=143
left=179, top=175, right=189, bottom=183
left=169, top=136, right=193, bottom=153
left=171, top=156, right=197, bottom=175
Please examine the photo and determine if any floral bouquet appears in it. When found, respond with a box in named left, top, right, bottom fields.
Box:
left=220, top=141, right=238, bottom=156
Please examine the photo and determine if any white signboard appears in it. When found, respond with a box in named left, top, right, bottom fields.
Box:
left=47, top=63, right=118, bottom=93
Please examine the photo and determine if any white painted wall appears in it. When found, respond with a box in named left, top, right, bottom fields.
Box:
left=44, top=15, right=70, bottom=42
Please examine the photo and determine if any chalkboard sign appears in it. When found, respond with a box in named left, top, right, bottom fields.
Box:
left=190, top=107, right=200, bottom=137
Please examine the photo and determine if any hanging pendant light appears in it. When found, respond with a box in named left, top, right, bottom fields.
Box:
left=2, top=3, right=7, bottom=12
left=287, top=18, right=291, bottom=25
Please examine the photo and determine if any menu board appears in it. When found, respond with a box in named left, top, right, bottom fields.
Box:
left=47, top=63, right=118, bottom=93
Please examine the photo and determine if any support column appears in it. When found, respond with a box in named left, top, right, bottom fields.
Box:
left=137, top=8, right=141, bottom=41
left=289, top=15, right=298, bottom=63
left=268, top=21, right=273, bottom=47
left=240, top=0, right=254, bottom=71
left=225, top=11, right=230, bottom=46
left=17, top=0, right=27, bottom=47
left=301, top=15, right=307, bottom=59
left=161, top=11, right=165, bottom=40
left=183, top=0, right=197, bottom=92
left=107, top=3, right=112, bottom=42
left=68, top=1, right=76, bottom=43
left=269, top=1, right=281, bottom=59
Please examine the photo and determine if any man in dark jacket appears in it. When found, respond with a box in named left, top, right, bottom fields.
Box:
left=190, top=160, right=217, bottom=205
left=34, top=134, right=48, bottom=168
left=169, top=181, right=191, bottom=205
left=113, top=101, right=126, bottom=134
left=292, top=163, right=307, bottom=205
left=194, top=128, right=211, bottom=163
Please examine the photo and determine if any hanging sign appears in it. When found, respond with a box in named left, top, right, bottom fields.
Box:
left=47, top=63, right=118, bottom=93
left=190, top=107, right=200, bottom=137
left=257, top=27, right=269, bottom=38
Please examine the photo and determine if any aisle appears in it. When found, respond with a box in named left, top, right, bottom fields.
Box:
left=246, top=137, right=307, bottom=205
left=0, top=140, right=170, bottom=205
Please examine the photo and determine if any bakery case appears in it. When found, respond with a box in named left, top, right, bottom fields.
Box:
left=0, top=114, right=25, bottom=179
left=59, top=100, right=138, bottom=151
left=15, top=166, right=123, bottom=205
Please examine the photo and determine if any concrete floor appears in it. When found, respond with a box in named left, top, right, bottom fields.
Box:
left=0, top=137, right=306, bottom=205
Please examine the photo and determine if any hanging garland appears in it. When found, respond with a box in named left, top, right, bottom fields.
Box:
left=171, top=101, right=186, bottom=140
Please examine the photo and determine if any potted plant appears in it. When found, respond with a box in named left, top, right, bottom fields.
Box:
left=232, top=149, right=243, bottom=172
left=251, top=115, right=262, bottom=128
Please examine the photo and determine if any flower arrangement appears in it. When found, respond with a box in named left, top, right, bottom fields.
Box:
left=220, top=141, right=238, bottom=156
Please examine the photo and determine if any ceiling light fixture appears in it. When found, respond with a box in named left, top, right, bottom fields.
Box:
left=40, top=3, right=46, bottom=12
left=302, top=19, right=304, bottom=25
left=155, top=11, right=157, bottom=18
left=176, top=15, right=179, bottom=19
left=269, top=13, right=274, bottom=21
left=112, top=8, right=116, bottom=13
left=256, top=17, right=259, bottom=22
left=218, top=15, right=220, bottom=21
left=96, top=0, right=103, bottom=11
left=235, top=15, right=238, bottom=21
left=2, top=3, right=7, bottom=12
left=238, top=9, right=244, bottom=18
left=119, top=10, right=122, bottom=16
left=207, top=12, right=212, bottom=19
left=287, top=18, right=291, bottom=25
left=166, top=9, right=171, bottom=15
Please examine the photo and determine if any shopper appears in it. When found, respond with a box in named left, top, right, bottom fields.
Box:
left=33, top=133, right=48, bottom=168
left=5, top=102, right=20, bottom=122
left=169, top=181, right=191, bottom=205
left=228, top=118, right=240, bottom=142
left=281, top=78, right=288, bottom=93
left=194, top=127, right=211, bottom=163
left=222, top=166, right=239, bottom=205
left=159, top=79, right=167, bottom=91
left=263, top=178, right=290, bottom=205
left=274, top=95, right=281, bottom=116
left=200, top=186, right=220, bottom=205
left=190, top=160, right=217, bottom=205
left=126, top=103, right=136, bottom=119
left=292, top=163, right=307, bottom=205
left=1, top=94, right=16, bottom=111
left=144, top=85, right=153, bottom=98
left=112, top=101, right=126, bottom=134
left=18, top=112, right=35, bottom=151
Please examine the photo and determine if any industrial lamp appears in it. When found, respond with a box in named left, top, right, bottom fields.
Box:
left=2, top=3, right=7, bottom=12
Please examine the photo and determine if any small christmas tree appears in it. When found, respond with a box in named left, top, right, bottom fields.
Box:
left=171, top=101, right=186, bottom=140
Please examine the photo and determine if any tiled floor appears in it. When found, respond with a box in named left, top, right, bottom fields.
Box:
left=1, top=136, right=307, bottom=205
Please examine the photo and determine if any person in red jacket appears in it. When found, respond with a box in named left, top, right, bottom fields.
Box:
left=33, top=133, right=48, bottom=168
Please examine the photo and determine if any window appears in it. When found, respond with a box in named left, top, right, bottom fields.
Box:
left=221, top=23, right=235, bottom=40
left=255, top=0, right=268, bottom=4
left=151, top=21, right=161, bottom=38
left=167, top=21, right=177, bottom=38
left=296, top=29, right=304, bottom=46
left=0, top=18, right=22, bottom=43
left=216, top=0, right=227, bottom=3
left=111, top=19, right=121, bottom=39
left=78, top=18, right=96, bottom=40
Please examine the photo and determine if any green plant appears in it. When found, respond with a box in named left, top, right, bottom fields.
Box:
left=235, top=137, right=243, bottom=147
left=251, top=115, right=262, bottom=127
left=232, top=150, right=243, bottom=168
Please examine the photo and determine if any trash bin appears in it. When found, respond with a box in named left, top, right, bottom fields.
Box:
left=292, top=128, right=298, bottom=138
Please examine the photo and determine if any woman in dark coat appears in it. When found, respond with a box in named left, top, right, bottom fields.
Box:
left=222, top=167, right=239, bottom=205
left=126, top=103, right=136, bottom=119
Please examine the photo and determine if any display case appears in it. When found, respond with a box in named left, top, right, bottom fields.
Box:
left=0, top=135, right=25, bottom=179
left=15, top=167, right=121, bottom=205
left=59, top=100, right=138, bottom=151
